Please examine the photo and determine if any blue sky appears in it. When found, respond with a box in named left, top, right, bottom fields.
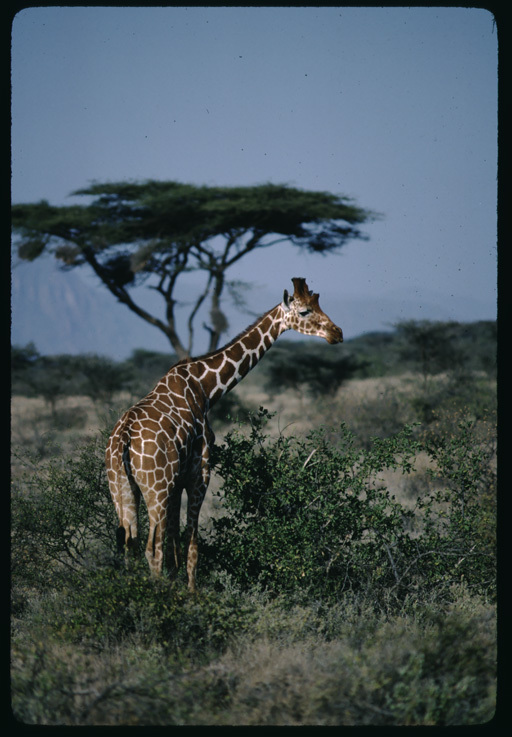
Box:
left=11, top=6, right=498, bottom=358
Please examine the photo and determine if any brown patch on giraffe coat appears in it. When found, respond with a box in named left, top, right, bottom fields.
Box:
left=202, top=354, right=224, bottom=371
left=226, top=342, right=244, bottom=362
left=239, top=354, right=252, bottom=375
left=241, top=334, right=259, bottom=350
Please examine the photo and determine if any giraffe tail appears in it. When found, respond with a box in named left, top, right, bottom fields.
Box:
left=121, top=431, right=133, bottom=482
left=120, top=428, right=141, bottom=499
left=114, top=425, right=141, bottom=556
left=113, top=427, right=131, bottom=556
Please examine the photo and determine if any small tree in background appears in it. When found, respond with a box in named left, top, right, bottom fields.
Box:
left=264, top=342, right=364, bottom=397
left=22, top=354, right=79, bottom=416
left=393, top=320, right=495, bottom=427
left=77, top=355, right=133, bottom=406
left=395, top=320, right=465, bottom=385
left=11, top=342, right=40, bottom=372
left=12, top=180, right=377, bottom=358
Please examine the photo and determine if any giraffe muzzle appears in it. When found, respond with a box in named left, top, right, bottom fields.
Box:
left=326, top=325, right=343, bottom=344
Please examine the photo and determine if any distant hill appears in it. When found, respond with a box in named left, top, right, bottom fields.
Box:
left=11, top=256, right=172, bottom=359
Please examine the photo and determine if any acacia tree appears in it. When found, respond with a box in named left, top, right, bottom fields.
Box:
left=12, top=180, right=376, bottom=358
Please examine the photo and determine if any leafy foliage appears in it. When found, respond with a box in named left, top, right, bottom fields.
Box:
left=11, top=349, right=134, bottom=407
left=11, top=435, right=118, bottom=589
left=44, top=565, right=254, bottom=658
left=11, top=590, right=496, bottom=726
left=417, top=420, right=496, bottom=587
left=206, top=409, right=495, bottom=603
left=122, top=348, right=177, bottom=395
left=11, top=320, right=496, bottom=419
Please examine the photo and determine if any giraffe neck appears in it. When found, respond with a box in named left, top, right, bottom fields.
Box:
left=186, top=304, right=287, bottom=407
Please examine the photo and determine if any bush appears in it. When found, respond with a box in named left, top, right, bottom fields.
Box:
left=207, top=389, right=252, bottom=428
left=11, top=436, right=254, bottom=654
left=395, top=320, right=466, bottom=384
left=415, top=419, right=496, bottom=596
left=12, top=409, right=495, bottom=610
left=11, top=633, right=234, bottom=725
left=38, top=566, right=254, bottom=658
left=119, top=348, right=176, bottom=399
left=11, top=434, right=118, bottom=591
left=206, top=409, right=496, bottom=605
left=78, top=355, right=133, bottom=405
left=207, top=410, right=413, bottom=600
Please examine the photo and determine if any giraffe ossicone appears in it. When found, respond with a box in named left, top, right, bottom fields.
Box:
left=105, top=277, right=343, bottom=591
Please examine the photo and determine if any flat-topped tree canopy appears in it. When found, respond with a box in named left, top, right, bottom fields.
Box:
left=12, top=180, right=378, bottom=358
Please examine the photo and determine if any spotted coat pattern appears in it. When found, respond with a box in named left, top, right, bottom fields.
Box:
left=105, top=278, right=343, bottom=591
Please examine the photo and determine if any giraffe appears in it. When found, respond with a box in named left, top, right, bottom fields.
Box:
left=105, top=277, right=343, bottom=591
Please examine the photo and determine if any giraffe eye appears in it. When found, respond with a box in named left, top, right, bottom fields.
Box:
left=299, top=309, right=311, bottom=317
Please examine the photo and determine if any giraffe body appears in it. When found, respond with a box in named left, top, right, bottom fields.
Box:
left=106, top=278, right=342, bottom=590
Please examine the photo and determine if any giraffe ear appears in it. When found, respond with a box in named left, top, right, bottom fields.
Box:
left=283, top=289, right=293, bottom=309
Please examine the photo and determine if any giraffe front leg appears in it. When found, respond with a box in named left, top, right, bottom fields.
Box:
left=184, top=505, right=202, bottom=593
left=109, top=470, right=141, bottom=568
left=185, top=469, right=210, bottom=591
left=183, top=426, right=213, bottom=591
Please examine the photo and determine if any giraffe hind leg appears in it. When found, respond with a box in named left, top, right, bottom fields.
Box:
left=145, top=515, right=166, bottom=577
left=184, top=434, right=213, bottom=592
left=184, top=480, right=209, bottom=593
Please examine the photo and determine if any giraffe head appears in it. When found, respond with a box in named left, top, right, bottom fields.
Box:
left=282, top=277, right=343, bottom=344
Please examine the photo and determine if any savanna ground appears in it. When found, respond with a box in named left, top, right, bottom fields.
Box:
left=10, top=324, right=498, bottom=726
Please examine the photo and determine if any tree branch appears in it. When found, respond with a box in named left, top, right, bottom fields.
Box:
left=82, top=246, right=188, bottom=357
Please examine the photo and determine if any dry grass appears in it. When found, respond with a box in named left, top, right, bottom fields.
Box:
left=11, top=587, right=496, bottom=726
left=207, top=593, right=497, bottom=726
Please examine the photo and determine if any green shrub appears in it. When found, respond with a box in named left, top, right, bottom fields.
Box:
left=410, top=373, right=496, bottom=429
left=263, top=341, right=364, bottom=396
left=12, top=408, right=495, bottom=613
left=11, top=586, right=496, bottom=726
left=11, top=434, right=118, bottom=589
left=206, top=409, right=495, bottom=605
left=415, top=419, right=496, bottom=597
left=207, top=389, right=252, bottom=428
left=10, top=430, right=254, bottom=652
left=207, top=409, right=415, bottom=600
left=10, top=416, right=496, bottom=727
left=39, top=566, right=254, bottom=658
